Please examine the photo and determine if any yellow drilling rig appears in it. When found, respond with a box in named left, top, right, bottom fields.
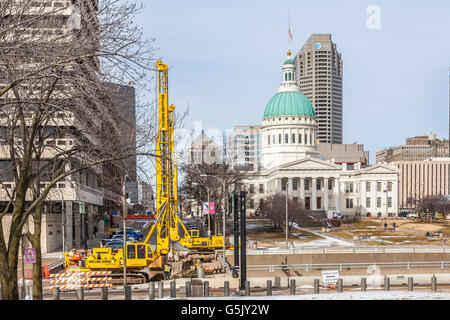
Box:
left=64, top=60, right=229, bottom=284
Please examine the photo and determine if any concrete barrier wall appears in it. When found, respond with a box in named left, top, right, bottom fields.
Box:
left=227, top=252, right=450, bottom=278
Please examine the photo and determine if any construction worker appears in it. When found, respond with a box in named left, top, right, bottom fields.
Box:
left=164, top=264, right=171, bottom=280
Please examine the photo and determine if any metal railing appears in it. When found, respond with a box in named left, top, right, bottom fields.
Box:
left=242, top=246, right=450, bottom=255
left=245, top=260, right=450, bottom=272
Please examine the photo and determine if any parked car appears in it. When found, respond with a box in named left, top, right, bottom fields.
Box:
left=112, top=229, right=143, bottom=240
left=104, top=235, right=136, bottom=243
left=407, top=212, right=419, bottom=219
left=105, top=240, right=125, bottom=248
left=434, top=213, right=444, bottom=219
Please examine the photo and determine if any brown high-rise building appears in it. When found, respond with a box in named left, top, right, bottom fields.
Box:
left=294, top=34, right=343, bottom=144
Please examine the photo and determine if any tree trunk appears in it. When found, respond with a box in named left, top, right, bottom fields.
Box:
left=31, top=202, right=43, bottom=300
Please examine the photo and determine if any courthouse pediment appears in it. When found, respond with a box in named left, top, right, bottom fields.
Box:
left=275, top=157, right=341, bottom=171
left=358, top=164, right=400, bottom=174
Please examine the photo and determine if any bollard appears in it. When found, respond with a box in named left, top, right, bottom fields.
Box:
left=274, top=277, right=281, bottom=288
left=314, top=279, right=320, bottom=294
left=25, top=285, right=32, bottom=300
left=431, top=275, right=437, bottom=292
left=101, top=287, right=108, bottom=300
left=185, top=281, right=191, bottom=297
left=267, top=280, right=272, bottom=296
left=204, top=281, right=210, bottom=297
left=52, top=287, right=60, bottom=300
left=77, top=287, right=84, bottom=300
left=361, top=278, right=367, bottom=292
left=408, top=277, right=413, bottom=292
left=170, top=281, right=176, bottom=298
left=124, top=285, right=132, bottom=300
left=245, top=281, right=250, bottom=296
left=337, top=278, right=343, bottom=293
left=290, top=279, right=296, bottom=295
left=384, top=276, right=390, bottom=291
left=149, top=282, right=155, bottom=300
left=224, top=281, right=230, bottom=297
left=158, top=282, right=164, bottom=299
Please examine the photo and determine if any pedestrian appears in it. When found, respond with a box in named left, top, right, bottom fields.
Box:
left=93, top=225, right=97, bottom=237
left=384, top=222, right=387, bottom=230
left=392, top=223, right=396, bottom=231
left=164, top=264, right=171, bottom=280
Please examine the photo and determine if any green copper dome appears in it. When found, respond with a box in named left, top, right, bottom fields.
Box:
left=283, top=59, right=295, bottom=65
left=263, top=91, right=316, bottom=118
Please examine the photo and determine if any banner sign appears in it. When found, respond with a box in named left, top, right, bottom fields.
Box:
left=203, top=202, right=209, bottom=214
left=24, top=248, right=36, bottom=264
left=209, top=202, right=215, bottom=214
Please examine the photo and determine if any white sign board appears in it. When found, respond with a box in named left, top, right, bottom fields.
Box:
left=321, top=270, right=339, bottom=285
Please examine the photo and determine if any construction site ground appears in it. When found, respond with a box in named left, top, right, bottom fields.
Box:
left=24, top=217, right=450, bottom=299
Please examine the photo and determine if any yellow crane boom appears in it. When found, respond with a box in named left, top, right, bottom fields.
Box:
left=73, top=59, right=228, bottom=283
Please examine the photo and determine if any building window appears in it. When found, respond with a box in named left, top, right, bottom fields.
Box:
left=387, top=182, right=392, bottom=192
left=366, top=181, right=371, bottom=192
left=305, top=134, right=308, bottom=145
left=259, top=184, right=264, bottom=194
left=377, top=197, right=381, bottom=208
left=328, top=179, right=333, bottom=190
left=304, top=179, right=310, bottom=191
left=346, top=198, right=353, bottom=209
left=281, top=178, right=287, bottom=191
left=366, top=197, right=371, bottom=208
left=345, top=182, right=353, bottom=193
left=249, top=184, right=255, bottom=193
left=279, top=134, right=282, bottom=144
left=285, top=133, right=288, bottom=144
left=316, top=179, right=321, bottom=190
left=292, top=133, right=295, bottom=144
left=292, top=178, right=298, bottom=190
left=298, top=134, right=302, bottom=144
left=268, top=135, right=270, bottom=145
left=249, top=199, right=254, bottom=209
left=273, top=134, right=275, bottom=144
left=388, top=197, right=392, bottom=208
left=377, top=182, right=381, bottom=192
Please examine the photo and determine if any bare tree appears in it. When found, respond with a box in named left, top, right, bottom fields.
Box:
left=0, top=0, right=157, bottom=300
left=259, top=193, right=310, bottom=229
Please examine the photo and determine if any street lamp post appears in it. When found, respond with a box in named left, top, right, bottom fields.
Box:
left=200, top=174, right=227, bottom=258
left=285, top=179, right=289, bottom=249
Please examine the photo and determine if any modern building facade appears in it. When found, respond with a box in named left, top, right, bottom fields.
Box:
left=0, top=1, right=135, bottom=253
left=376, top=133, right=449, bottom=163
left=294, top=34, right=343, bottom=144
left=232, top=125, right=262, bottom=169
left=392, top=159, right=450, bottom=209
left=243, top=51, right=399, bottom=218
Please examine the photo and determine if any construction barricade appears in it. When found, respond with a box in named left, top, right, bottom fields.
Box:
left=49, top=271, right=112, bottom=292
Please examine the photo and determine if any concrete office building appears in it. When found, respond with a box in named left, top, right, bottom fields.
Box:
left=392, top=159, right=450, bottom=209
left=317, top=143, right=369, bottom=167
left=294, top=34, right=343, bottom=144
left=376, top=133, right=449, bottom=163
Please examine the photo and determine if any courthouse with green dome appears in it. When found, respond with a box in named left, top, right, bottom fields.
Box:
left=243, top=51, right=400, bottom=219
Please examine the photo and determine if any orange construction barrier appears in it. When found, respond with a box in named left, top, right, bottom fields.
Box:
left=42, top=265, right=50, bottom=279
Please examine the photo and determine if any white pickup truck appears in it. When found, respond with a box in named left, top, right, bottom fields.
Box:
left=406, top=212, right=419, bottom=219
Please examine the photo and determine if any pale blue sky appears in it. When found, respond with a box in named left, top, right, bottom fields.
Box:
left=135, top=0, right=450, bottom=164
